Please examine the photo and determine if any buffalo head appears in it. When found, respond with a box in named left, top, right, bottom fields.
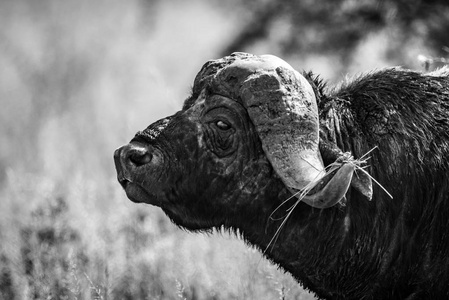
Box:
left=114, top=53, right=362, bottom=230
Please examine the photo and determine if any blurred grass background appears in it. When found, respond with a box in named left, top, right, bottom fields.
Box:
left=0, top=0, right=447, bottom=299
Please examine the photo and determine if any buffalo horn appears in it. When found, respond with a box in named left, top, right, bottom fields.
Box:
left=199, top=52, right=354, bottom=208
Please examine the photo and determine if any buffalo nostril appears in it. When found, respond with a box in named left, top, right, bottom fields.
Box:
left=127, top=147, right=152, bottom=166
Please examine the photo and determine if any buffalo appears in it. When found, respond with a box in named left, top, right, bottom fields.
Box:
left=114, top=52, right=449, bottom=299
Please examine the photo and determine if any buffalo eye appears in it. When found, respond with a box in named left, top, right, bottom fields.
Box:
left=215, top=120, right=231, bottom=130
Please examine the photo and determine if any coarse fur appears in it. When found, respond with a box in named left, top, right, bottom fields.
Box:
left=115, top=62, right=449, bottom=299
left=304, top=66, right=449, bottom=298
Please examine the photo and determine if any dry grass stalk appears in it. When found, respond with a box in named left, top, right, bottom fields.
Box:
left=265, top=147, right=392, bottom=254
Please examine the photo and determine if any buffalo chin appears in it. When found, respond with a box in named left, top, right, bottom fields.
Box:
left=125, top=182, right=160, bottom=206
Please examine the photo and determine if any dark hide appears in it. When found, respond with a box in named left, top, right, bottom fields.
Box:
left=114, top=65, right=449, bottom=299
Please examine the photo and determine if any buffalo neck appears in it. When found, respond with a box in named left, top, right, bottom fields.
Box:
left=228, top=173, right=366, bottom=298
left=228, top=110, right=393, bottom=298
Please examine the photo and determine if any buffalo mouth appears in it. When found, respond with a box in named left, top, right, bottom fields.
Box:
left=123, top=181, right=155, bottom=204
left=117, top=173, right=161, bottom=205
left=114, top=146, right=162, bottom=206
left=117, top=174, right=130, bottom=190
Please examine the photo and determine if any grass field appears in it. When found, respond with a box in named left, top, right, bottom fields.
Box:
left=0, top=0, right=439, bottom=299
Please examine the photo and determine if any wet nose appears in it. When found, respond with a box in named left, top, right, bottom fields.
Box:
left=115, top=143, right=152, bottom=168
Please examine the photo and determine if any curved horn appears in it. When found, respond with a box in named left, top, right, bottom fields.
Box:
left=194, top=52, right=355, bottom=208
left=211, top=53, right=325, bottom=190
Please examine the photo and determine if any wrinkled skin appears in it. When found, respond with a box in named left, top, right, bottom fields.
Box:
left=115, top=91, right=280, bottom=230
left=115, top=55, right=449, bottom=299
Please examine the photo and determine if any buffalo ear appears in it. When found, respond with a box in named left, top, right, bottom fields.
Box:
left=319, top=140, right=373, bottom=201
left=297, top=161, right=373, bottom=208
